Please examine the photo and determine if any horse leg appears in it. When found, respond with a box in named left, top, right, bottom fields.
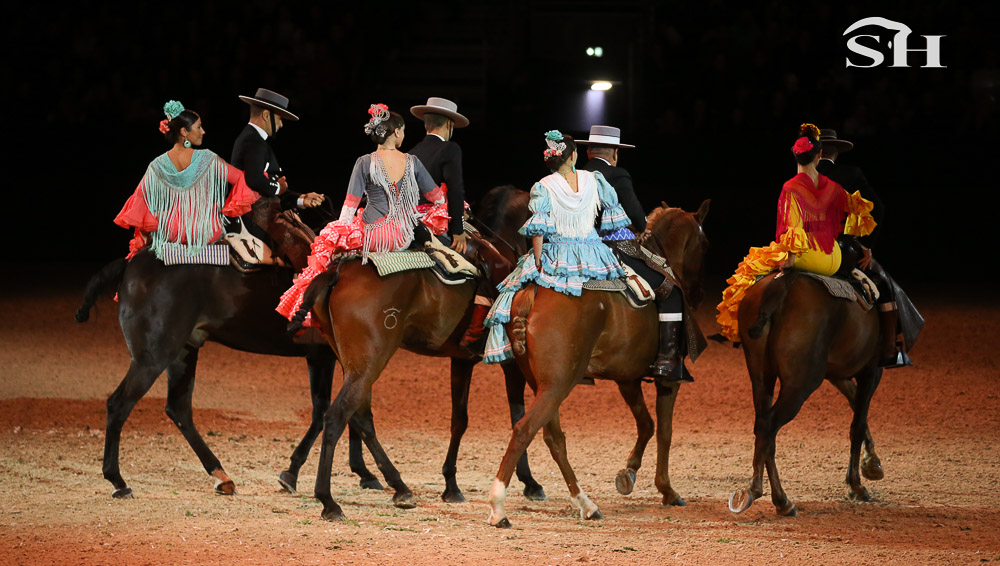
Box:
left=729, top=371, right=777, bottom=514
left=488, top=379, right=575, bottom=528
left=614, top=380, right=655, bottom=496
left=542, top=410, right=602, bottom=520
left=278, top=350, right=333, bottom=494
left=314, top=372, right=370, bottom=521
left=831, top=378, right=884, bottom=481
left=347, top=389, right=415, bottom=509
left=762, top=376, right=825, bottom=516
left=441, top=358, right=473, bottom=503
left=164, top=345, right=234, bottom=495
left=652, top=381, right=686, bottom=506
left=103, top=359, right=167, bottom=498
left=846, top=368, right=882, bottom=502
left=348, top=420, right=385, bottom=491
left=501, top=360, right=546, bottom=501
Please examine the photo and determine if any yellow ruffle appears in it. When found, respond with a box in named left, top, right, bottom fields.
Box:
left=715, top=228, right=805, bottom=342
left=844, top=190, right=876, bottom=237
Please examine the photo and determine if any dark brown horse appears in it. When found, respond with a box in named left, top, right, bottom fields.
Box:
left=728, top=268, right=890, bottom=516
left=295, top=225, right=549, bottom=520
left=485, top=201, right=711, bottom=527
left=75, top=199, right=389, bottom=498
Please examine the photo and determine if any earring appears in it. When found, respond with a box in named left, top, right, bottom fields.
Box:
left=183, top=139, right=192, bottom=148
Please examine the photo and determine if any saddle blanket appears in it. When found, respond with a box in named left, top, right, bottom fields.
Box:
left=582, top=265, right=655, bottom=309
left=801, top=269, right=879, bottom=308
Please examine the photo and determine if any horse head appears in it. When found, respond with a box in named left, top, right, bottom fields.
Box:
left=250, top=197, right=316, bottom=272
left=641, top=199, right=711, bottom=307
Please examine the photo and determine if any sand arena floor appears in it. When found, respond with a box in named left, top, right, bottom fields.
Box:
left=1, top=267, right=998, bottom=565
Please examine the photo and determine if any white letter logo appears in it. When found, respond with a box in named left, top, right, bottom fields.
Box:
left=844, top=17, right=945, bottom=68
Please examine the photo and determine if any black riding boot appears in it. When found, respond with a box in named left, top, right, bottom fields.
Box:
left=648, top=286, right=693, bottom=382
left=867, top=260, right=912, bottom=369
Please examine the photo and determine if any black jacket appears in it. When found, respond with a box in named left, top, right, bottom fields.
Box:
left=584, top=157, right=647, bottom=232
left=409, top=134, right=465, bottom=236
left=231, top=124, right=300, bottom=210
left=817, top=158, right=884, bottom=246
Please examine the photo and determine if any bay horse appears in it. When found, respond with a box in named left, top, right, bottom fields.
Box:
left=485, top=200, right=711, bottom=528
left=727, top=267, right=889, bottom=516
left=75, top=198, right=388, bottom=498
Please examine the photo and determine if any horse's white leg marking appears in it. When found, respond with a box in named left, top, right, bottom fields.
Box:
left=570, top=490, right=600, bottom=520
left=487, top=478, right=507, bottom=525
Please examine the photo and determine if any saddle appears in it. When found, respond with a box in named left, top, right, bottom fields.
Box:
left=348, top=237, right=480, bottom=286
left=224, top=220, right=282, bottom=273
left=581, top=265, right=655, bottom=309
left=797, top=270, right=879, bottom=311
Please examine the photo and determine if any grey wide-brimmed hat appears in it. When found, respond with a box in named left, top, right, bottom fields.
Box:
left=410, top=97, right=469, bottom=128
left=575, top=125, right=635, bottom=148
left=819, top=129, right=853, bottom=152
left=238, top=88, right=300, bottom=121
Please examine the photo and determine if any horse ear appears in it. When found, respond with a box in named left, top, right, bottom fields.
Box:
left=661, top=200, right=669, bottom=209
left=695, top=199, right=711, bottom=225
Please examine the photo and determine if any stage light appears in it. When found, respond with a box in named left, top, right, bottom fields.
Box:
left=586, top=46, right=603, bottom=57
left=590, top=81, right=613, bottom=91
left=586, top=47, right=595, bottom=56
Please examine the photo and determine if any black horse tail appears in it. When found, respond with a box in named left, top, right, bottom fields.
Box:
left=747, top=270, right=794, bottom=340
left=75, top=258, right=128, bottom=323
left=287, top=259, right=342, bottom=335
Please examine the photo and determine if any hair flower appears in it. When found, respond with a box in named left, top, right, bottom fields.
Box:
left=792, top=136, right=814, bottom=154
left=799, top=122, right=820, bottom=138
left=365, top=103, right=391, bottom=135
left=163, top=100, right=185, bottom=120
left=544, top=130, right=564, bottom=142
left=158, top=119, right=170, bottom=134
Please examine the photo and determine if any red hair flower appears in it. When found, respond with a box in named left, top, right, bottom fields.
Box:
left=792, top=136, right=813, bottom=154
left=158, top=119, right=170, bottom=134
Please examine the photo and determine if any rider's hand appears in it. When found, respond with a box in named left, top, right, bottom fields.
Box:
left=277, top=176, right=289, bottom=194
left=781, top=252, right=796, bottom=269
left=302, top=192, right=325, bottom=208
left=859, top=245, right=873, bottom=270
left=449, top=233, right=468, bottom=254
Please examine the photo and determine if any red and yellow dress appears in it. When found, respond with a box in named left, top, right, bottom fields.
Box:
left=715, top=172, right=876, bottom=342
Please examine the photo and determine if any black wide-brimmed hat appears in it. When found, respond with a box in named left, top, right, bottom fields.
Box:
left=410, top=97, right=469, bottom=128
left=575, top=125, right=635, bottom=148
left=239, top=88, right=300, bottom=121
left=819, top=129, right=853, bottom=153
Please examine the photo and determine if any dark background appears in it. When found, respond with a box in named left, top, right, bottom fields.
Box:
left=9, top=0, right=998, bottom=288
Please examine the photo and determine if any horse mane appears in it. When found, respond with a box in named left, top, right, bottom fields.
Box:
left=475, top=185, right=525, bottom=233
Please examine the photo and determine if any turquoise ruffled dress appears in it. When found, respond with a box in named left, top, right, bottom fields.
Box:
left=483, top=170, right=630, bottom=364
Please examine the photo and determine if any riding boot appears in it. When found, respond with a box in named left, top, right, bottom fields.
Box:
left=866, top=259, right=912, bottom=369
left=648, top=286, right=693, bottom=382
left=459, top=297, right=491, bottom=349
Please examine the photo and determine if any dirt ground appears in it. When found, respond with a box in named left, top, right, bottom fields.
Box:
left=1, top=267, right=998, bottom=565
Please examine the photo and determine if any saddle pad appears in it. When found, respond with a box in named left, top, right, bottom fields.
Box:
left=801, top=272, right=857, bottom=300
left=160, top=243, right=230, bottom=266
left=582, top=278, right=627, bottom=291
left=367, top=250, right=436, bottom=277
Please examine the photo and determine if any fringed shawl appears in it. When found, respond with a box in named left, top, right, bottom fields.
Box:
left=776, top=172, right=848, bottom=254
left=361, top=152, right=421, bottom=263
left=142, top=150, right=231, bottom=259
left=538, top=171, right=600, bottom=238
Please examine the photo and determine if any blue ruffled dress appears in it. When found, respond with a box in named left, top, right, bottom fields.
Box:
left=483, top=170, right=630, bottom=364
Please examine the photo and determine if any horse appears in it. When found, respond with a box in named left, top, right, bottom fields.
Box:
left=727, top=267, right=890, bottom=516
left=292, top=210, right=555, bottom=520
left=75, top=198, right=388, bottom=498
left=484, top=200, right=711, bottom=528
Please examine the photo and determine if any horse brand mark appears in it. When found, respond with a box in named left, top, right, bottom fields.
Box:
left=844, top=17, right=945, bottom=68
left=383, top=307, right=401, bottom=330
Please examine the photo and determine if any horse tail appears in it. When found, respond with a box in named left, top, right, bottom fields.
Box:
left=510, top=288, right=535, bottom=356
left=287, top=259, right=343, bottom=335
left=75, top=258, right=128, bottom=323
left=747, top=270, right=794, bottom=340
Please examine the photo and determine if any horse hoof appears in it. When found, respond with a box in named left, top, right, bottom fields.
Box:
left=668, top=495, right=687, bottom=507
left=849, top=487, right=872, bottom=502
left=111, top=487, right=134, bottom=499
left=615, top=468, right=637, bottom=495
left=728, top=490, right=754, bottom=514
left=321, top=506, right=345, bottom=522
left=278, top=471, right=297, bottom=494
left=777, top=502, right=798, bottom=517
left=441, top=489, right=467, bottom=504
left=523, top=484, right=547, bottom=502
left=494, top=517, right=511, bottom=529
left=861, top=460, right=884, bottom=481
left=214, top=481, right=236, bottom=496
left=359, top=477, right=385, bottom=491
left=586, top=509, right=604, bottom=521
left=393, top=492, right=417, bottom=509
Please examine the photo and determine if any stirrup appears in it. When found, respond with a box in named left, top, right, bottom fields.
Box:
left=648, top=358, right=694, bottom=383
left=880, top=346, right=913, bottom=369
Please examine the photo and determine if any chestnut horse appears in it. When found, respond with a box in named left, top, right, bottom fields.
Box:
left=728, top=268, right=890, bottom=516
left=485, top=200, right=711, bottom=528
left=75, top=199, right=390, bottom=498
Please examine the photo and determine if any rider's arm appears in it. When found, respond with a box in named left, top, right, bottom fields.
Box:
left=339, top=158, right=367, bottom=222
left=441, top=143, right=466, bottom=236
